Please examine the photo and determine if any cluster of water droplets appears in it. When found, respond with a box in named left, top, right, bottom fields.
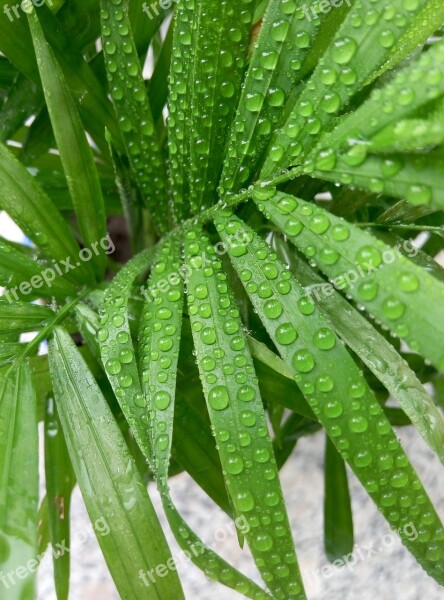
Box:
left=215, top=211, right=444, bottom=578
left=219, top=0, right=322, bottom=196
left=184, top=228, right=305, bottom=599
left=305, top=40, right=444, bottom=207
left=262, top=0, right=427, bottom=176
left=168, top=0, right=256, bottom=215
left=98, top=250, right=152, bottom=460
left=139, top=239, right=184, bottom=482
left=253, top=189, right=444, bottom=370
left=100, top=0, right=167, bottom=227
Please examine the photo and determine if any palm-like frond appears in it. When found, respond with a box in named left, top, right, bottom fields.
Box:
left=0, top=1, right=443, bottom=598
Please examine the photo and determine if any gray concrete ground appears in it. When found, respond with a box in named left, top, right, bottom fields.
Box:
left=38, top=426, right=444, bottom=599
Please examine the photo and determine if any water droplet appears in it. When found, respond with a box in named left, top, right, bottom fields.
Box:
left=105, top=358, right=121, bottom=375
left=208, top=385, right=229, bottom=410
left=313, top=327, right=336, bottom=350
left=226, top=455, right=244, bottom=475
left=324, top=400, right=343, bottom=418
left=382, top=296, right=405, bottom=320
left=332, top=37, right=358, bottom=65
left=264, top=299, right=283, bottom=319
left=254, top=534, right=273, bottom=552
left=293, top=349, right=315, bottom=373
left=316, top=374, right=334, bottom=393
left=348, top=415, right=369, bottom=433
left=276, top=323, right=298, bottom=345
left=235, top=490, right=255, bottom=512
left=154, top=391, right=171, bottom=410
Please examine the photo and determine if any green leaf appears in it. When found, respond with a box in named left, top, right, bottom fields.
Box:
left=256, top=190, right=444, bottom=369
left=370, top=0, right=444, bottom=81
left=0, top=300, right=54, bottom=334
left=129, top=0, right=168, bottom=56
left=140, top=238, right=271, bottom=600
left=248, top=336, right=315, bottom=419
left=324, top=436, right=354, bottom=562
left=148, top=20, right=173, bottom=123
left=0, top=0, right=122, bottom=155
left=48, top=326, right=185, bottom=600
left=98, top=249, right=153, bottom=460
left=261, top=0, right=433, bottom=175
left=0, top=237, right=76, bottom=299
left=101, top=0, right=169, bottom=234
left=44, top=395, right=76, bottom=600
left=219, top=0, right=323, bottom=195
left=0, top=0, right=39, bottom=81
left=168, top=0, right=258, bottom=217
left=77, top=299, right=233, bottom=515
left=55, top=0, right=101, bottom=52
left=272, top=237, right=444, bottom=465
left=19, top=107, right=55, bottom=165
left=184, top=228, right=306, bottom=599
left=0, top=56, right=17, bottom=90
left=139, top=237, right=183, bottom=487
left=35, top=3, right=123, bottom=154
left=368, top=114, right=444, bottom=154
left=0, top=141, right=95, bottom=285
left=28, top=8, right=108, bottom=279
left=0, top=362, right=38, bottom=600
left=0, top=343, right=23, bottom=368
left=311, top=39, right=444, bottom=157
left=310, top=149, right=444, bottom=210
left=216, top=211, right=444, bottom=584
left=0, top=73, right=43, bottom=143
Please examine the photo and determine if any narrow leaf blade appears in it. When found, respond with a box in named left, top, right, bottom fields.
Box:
left=49, top=327, right=185, bottom=600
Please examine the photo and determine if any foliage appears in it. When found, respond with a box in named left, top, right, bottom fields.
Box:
left=0, top=0, right=443, bottom=598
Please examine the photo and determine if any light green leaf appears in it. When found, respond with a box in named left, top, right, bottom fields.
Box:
left=261, top=0, right=432, bottom=176
left=0, top=362, right=38, bottom=600
left=98, top=248, right=153, bottom=461
left=168, top=0, right=258, bottom=217
left=271, top=236, right=444, bottom=464
left=219, top=0, right=324, bottom=195
left=139, top=237, right=183, bottom=488
left=311, top=39, right=444, bottom=157
left=184, top=227, right=306, bottom=599
left=0, top=141, right=95, bottom=285
left=216, top=211, right=444, bottom=584
left=140, top=238, right=271, bottom=600
left=29, top=8, right=108, bottom=279
left=44, top=396, right=76, bottom=600
left=101, top=0, right=169, bottom=234
left=48, top=327, right=185, bottom=600
left=371, top=0, right=444, bottom=81
left=308, top=150, right=444, bottom=210
left=256, top=190, right=444, bottom=369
